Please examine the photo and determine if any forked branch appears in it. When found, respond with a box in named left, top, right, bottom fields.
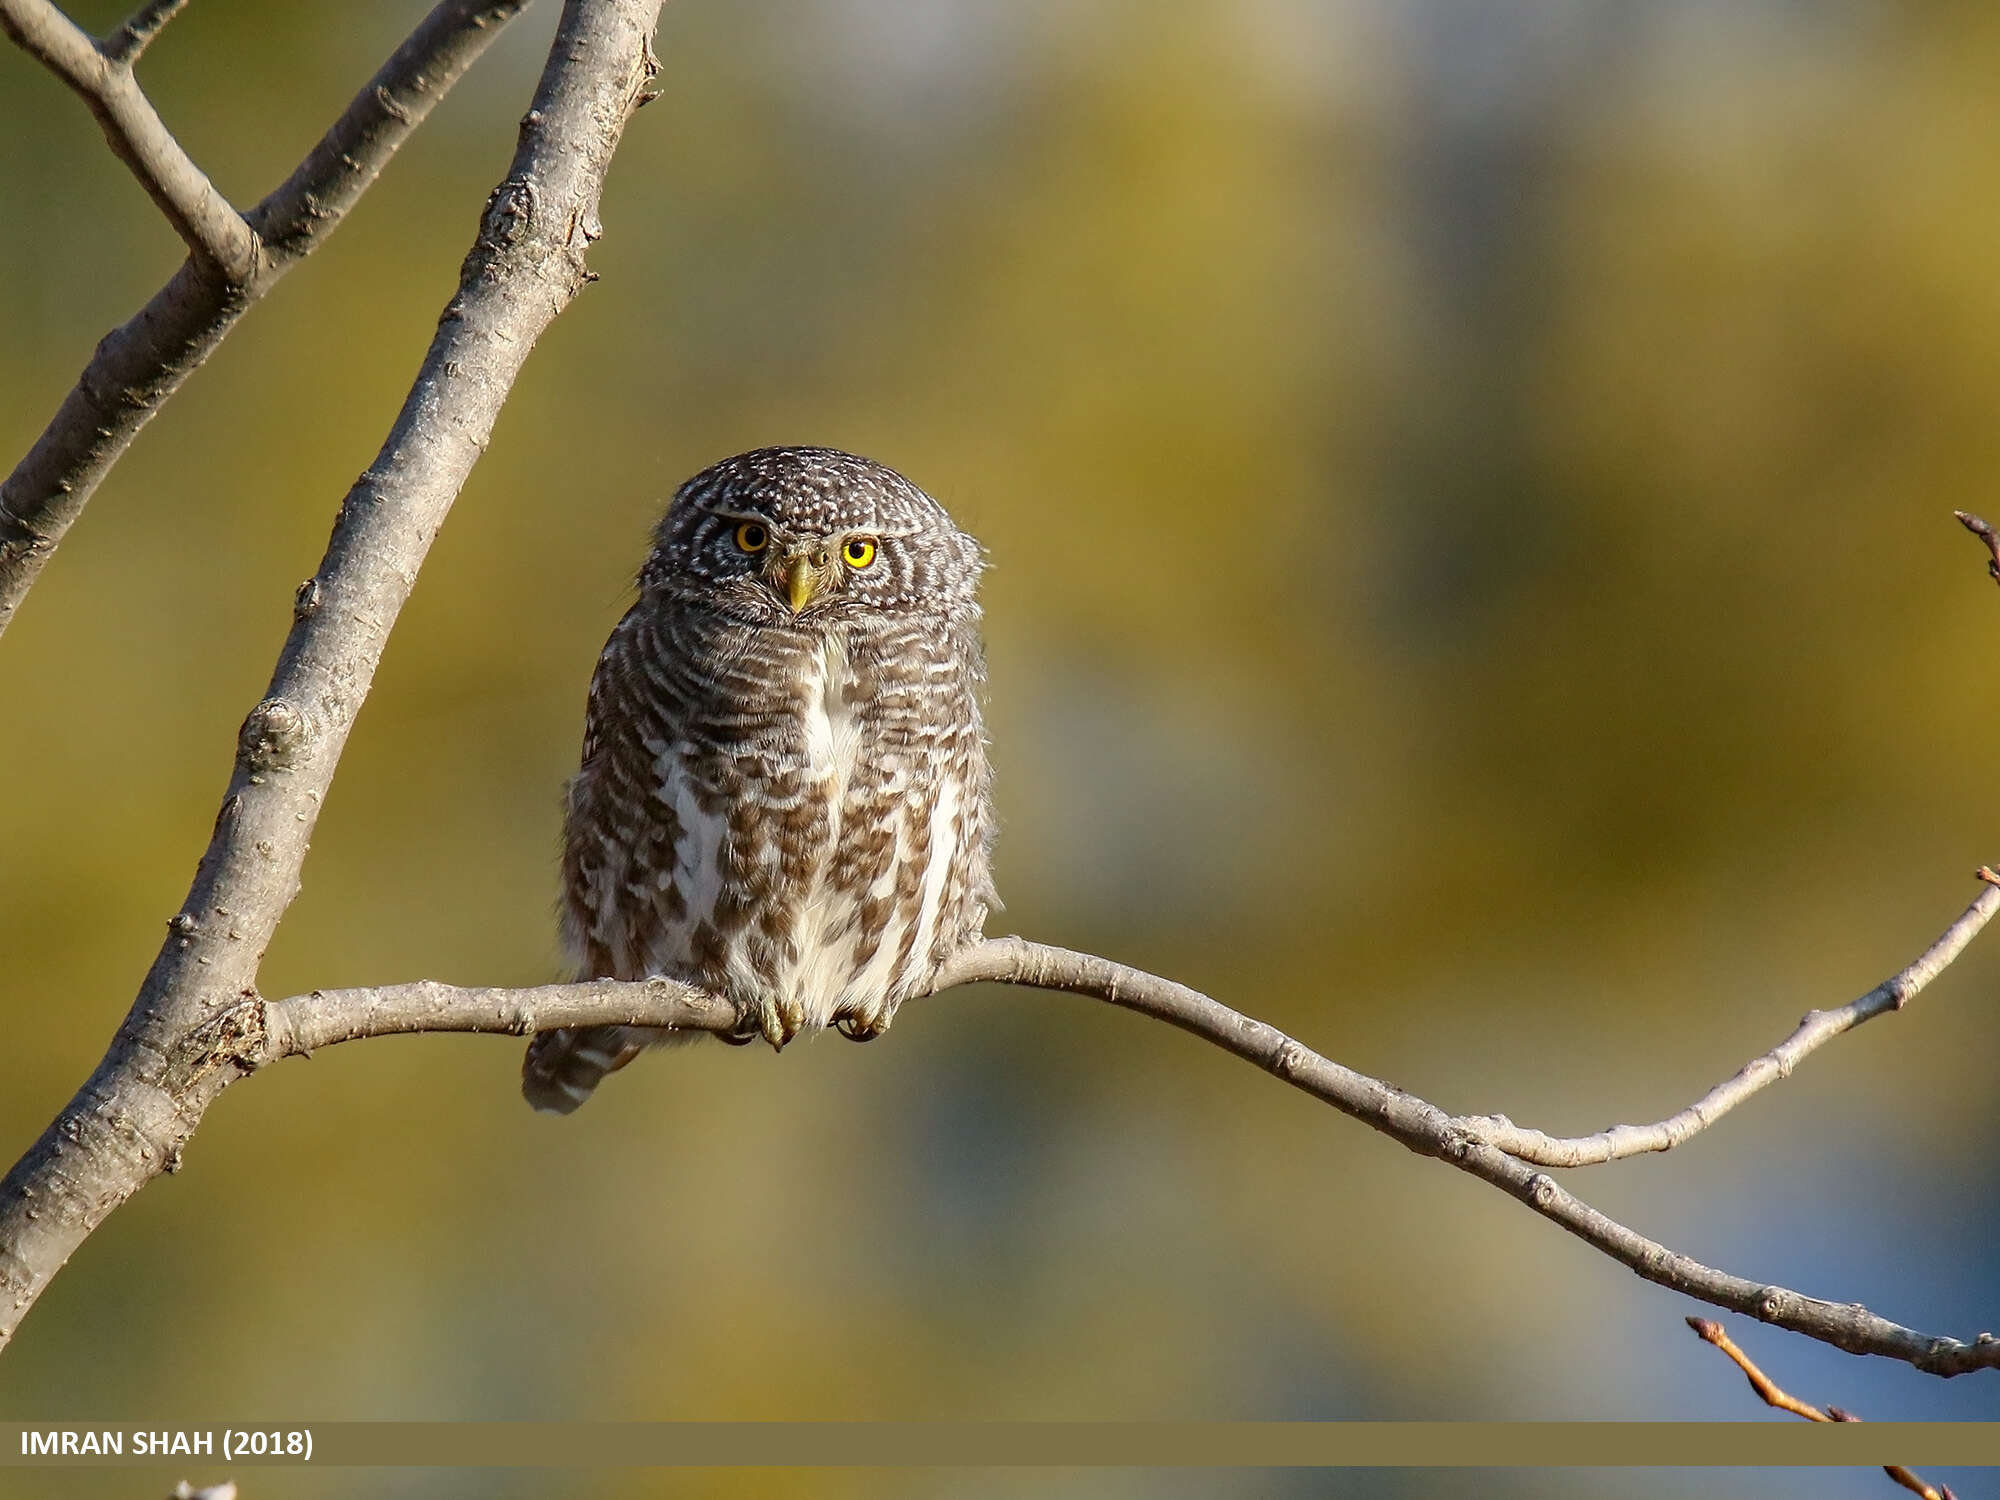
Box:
left=0, top=0, right=256, bottom=279
left=1456, top=876, right=2000, bottom=1166
left=0, top=0, right=533, bottom=640
left=0, top=0, right=663, bottom=1354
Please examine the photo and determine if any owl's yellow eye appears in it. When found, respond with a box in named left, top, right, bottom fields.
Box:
left=734, top=522, right=769, bottom=553
left=842, top=537, right=877, bottom=569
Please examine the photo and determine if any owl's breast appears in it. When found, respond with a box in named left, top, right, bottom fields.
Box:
left=797, top=629, right=867, bottom=792
left=588, top=617, right=983, bottom=1037
left=727, top=625, right=976, bottom=1029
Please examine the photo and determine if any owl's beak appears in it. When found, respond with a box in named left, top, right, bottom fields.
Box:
left=782, top=553, right=822, bottom=614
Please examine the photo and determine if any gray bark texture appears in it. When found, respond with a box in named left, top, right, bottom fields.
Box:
left=0, top=0, right=665, bottom=1351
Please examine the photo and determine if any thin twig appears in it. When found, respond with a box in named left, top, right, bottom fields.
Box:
left=1954, top=511, right=2000, bottom=586
left=100, top=0, right=186, bottom=65
left=0, top=0, right=257, bottom=278
left=1689, top=1316, right=1832, bottom=1420
left=1688, top=1318, right=1958, bottom=1499
left=0, top=0, right=534, bottom=641
left=1456, top=880, right=2000, bottom=1166
left=0, top=0, right=665, bottom=1353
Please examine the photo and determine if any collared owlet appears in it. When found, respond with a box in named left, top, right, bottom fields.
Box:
left=523, top=447, right=997, bottom=1113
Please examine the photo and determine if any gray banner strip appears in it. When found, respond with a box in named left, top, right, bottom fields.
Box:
left=6, top=1422, right=1998, bottom=1468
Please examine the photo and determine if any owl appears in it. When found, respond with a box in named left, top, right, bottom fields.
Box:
left=522, top=447, right=997, bottom=1113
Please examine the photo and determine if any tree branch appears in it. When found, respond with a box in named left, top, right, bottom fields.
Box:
left=0, top=0, right=534, bottom=641
left=170, top=904, right=1996, bottom=1379
left=264, top=976, right=738, bottom=1060
left=932, top=936, right=2000, bottom=1377
left=1454, top=876, right=2000, bottom=1166
left=0, top=0, right=664, bottom=1353
left=100, top=0, right=186, bottom=67
left=1688, top=1318, right=1958, bottom=1500
left=1954, top=510, right=2000, bottom=587
left=0, top=0, right=256, bottom=279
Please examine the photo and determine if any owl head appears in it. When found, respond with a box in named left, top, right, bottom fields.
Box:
left=644, top=447, right=982, bottom=627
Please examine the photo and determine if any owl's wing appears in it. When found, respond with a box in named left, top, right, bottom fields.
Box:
left=528, top=606, right=695, bottom=1113
left=557, top=603, right=673, bottom=981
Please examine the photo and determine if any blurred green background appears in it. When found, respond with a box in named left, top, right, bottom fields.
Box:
left=4, top=1, right=1999, bottom=1496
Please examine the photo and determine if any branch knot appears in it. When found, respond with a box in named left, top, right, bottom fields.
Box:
left=162, top=997, right=268, bottom=1095
left=478, top=176, right=539, bottom=255
left=237, top=696, right=311, bottom=773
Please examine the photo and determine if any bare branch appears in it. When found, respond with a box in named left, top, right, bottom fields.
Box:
left=930, top=936, right=2000, bottom=1377
left=1456, top=879, right=2000, bottom=1166
left=173, top=908, right=1996, bottom=1379
left=0, top=0, right=534, bottom=641
left=0, top=0, right=665, bottom=1353
left=263, top=976, right=739, bottom=1060
left=1688, top=1318, right=1958, bottom=1500
left=149, top=977, right=735, bottom=1103
left=1954, top=510, right=2000, bottom=586
left=0, top=0, right=257, bottom=278
left=247, top=1, right=533, bottom=258
left=100, top=0, right=185, bottom=66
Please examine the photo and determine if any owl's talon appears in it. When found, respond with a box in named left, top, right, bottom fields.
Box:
left=737, top=996, right=805, bottom=1051
left=834, top=1015, right=887, bottom=1042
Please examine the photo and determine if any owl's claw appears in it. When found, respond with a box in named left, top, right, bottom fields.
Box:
left=735, top=995, right=806, bottom=1051
left=729, top=998, right=890, bottom=1049
left=834, top=1014, right=887, bottom=1043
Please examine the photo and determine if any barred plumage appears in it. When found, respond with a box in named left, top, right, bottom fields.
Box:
left=523, top=447, right=996, bottom=1113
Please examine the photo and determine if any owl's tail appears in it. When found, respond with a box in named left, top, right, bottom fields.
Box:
left=521, top=1024, right=656, bottom=1114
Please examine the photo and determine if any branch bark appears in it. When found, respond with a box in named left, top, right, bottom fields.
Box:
left=1455, top=878, right=2000, bottom=1166
left=0, top=0, right=664, bottom=1353
left=0, top=0, right=533, bottom=640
